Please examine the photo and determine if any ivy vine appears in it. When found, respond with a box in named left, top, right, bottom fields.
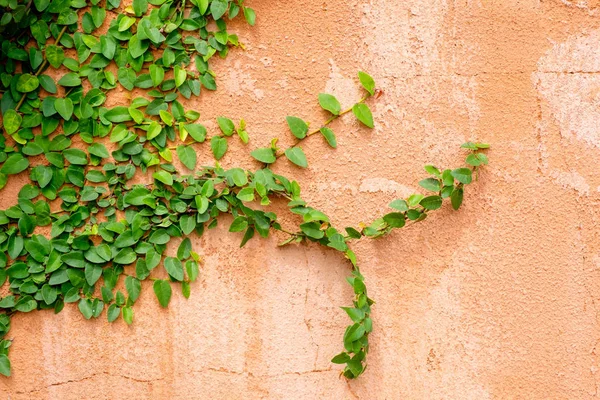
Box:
left=0, top=0, right=489, bottom=380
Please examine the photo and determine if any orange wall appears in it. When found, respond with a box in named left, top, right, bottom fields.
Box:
left=3, top=0, right=600, bottom=398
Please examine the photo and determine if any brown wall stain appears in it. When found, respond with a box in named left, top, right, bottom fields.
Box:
left=2, top=0, right=600, bottom=398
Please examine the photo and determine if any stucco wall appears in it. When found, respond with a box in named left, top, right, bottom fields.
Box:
left=2, top=0, right=600, bottom=398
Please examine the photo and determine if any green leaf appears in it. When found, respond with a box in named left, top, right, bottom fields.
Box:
left=41, top=284, right=57, bottom=305
left=174, top=65, right=186, bottom=87
left=250, top=147, right=276, bottom=164
left=383, top=212, right=405, bottom=228
left=320, top=127, right=337, bottom=148
left=63, top=148, right=88, bottom=165
left=318, top=93, right=341, bottom=115
left=217, top=117, right=235, bottom=136
left=1, top=154, right=29, bottom=175
left=177, top=237, right=192, bottom=260
left=211, top=136, right=227, bottom=160
left=451, top=187, right=464, bottom=210
left=57, top=72, right=81, bottom=87
left=3, top=109, right=22, bottom=135
left=244, top=7, right=256, bottom=25
left=164, top=257, right=184, bottom=281
left=389, top=199, right=408, bottom=212
left=286, top=116, right=309, bottom=139
left=132, top=0, right=148, bottom=16
left=159, top=110, right=174, bottom=126
left=88, top=143, right=109, bottom=158
left=236, top=187, right=254, bottom=202
left=341, top=307, right=365, bottom=322
left=229, top=217, right=248, bottom=232
left=451, top=168, right=472, bottom=184
left=180, top=214, right=196, bottom=235
left=107, top=304, right=120, bottom=322
left=284, top=147, right=308, bottom=168
left=210, top=0, right=228, bottom=19
left=331, top=352, right=350, bottom=364
left=97, top=244, right=112, bottom=261
left=300, top=222, right=324, bottom=239
left=100, top=35, right=117, bottom=59
left=358, top=71, right=375, bottom=96
left=38, top=74, right=57, bottom=94
left=177, top=145, right=197, bottom=170
left=122, top=306, right=133, bottom=324
left=46, top=45, right=65, bottom=68
left=419, top=178, right=441, bottom=192
left=16, top=74, right=39, bottom=93
left=114, top=248, right=136, bottom=264
left=184, top=123, right=207, bottom=142
left=125, top=276, right=141, bottom=302
left=149, top=64, right=165, bottom=87
left=153, top=170, right=173, bottom=185
left=420, top=195, right=443, bottom=210
left=153, top=279, right=172, bottom=307
left=85, top=265, right=102, bottom=286
left=198, top=0, right=208, bottom=14
left=0, top=355, right=11, bottom=377
left=54, top=97, right=74, bottom=120
left=105, top=107, right=132, bottom=123
left=352, top=103, right=374, bottom=128
left=123, top=187, right=152, bottom=206
left=78, top=299, right=93, bottom=319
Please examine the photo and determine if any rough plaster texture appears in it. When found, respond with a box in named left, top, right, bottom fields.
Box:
left=2, top=0, right=600, bottom=398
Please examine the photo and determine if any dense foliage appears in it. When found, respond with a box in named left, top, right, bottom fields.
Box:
left=0, top=0, right=489, bottom=380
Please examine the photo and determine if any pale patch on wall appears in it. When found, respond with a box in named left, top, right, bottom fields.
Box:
left=419, top=265, right=491, bottom=399
left=324, top=59, right=360, bottom=109
left=223, top=60, right=265, bottom=100
left=560, top=0, right=600, bottom=13
left=534, top=29, right=600, bottom=193
left=358, top=177, right=414, bottom=197
left=549, top=169, right=591, bottom=195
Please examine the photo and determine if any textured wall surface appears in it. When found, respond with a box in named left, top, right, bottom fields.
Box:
left=2, top=0, right=600, bottom=398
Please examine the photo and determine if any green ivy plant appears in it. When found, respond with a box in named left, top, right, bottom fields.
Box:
left=0, top=0, right=489, bottom=380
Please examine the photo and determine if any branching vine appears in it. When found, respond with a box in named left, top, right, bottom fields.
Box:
left=0, top=0, right=489, bottom=381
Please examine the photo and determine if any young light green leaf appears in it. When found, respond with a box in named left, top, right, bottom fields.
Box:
left=251, top=147, right=276, bottom=164
left=217, top=117, right=235, bottom=136
left=177, top=145, right=197, bottom=170
left=284, top=147, right=308, bottom=168
left=318, top=93, right=341, bottom=115
left=211, top=136, right=228, bottom=160
left=16, top=74, right=39, bottom=93
left=153, top=170, right=173, bottom=185
left=3, top=109, right=22, bottom=135
left=244, top=7, right=256, bottom=25
left=358, top=71, right=375, bottom=96
left=286, top=116, right=309, bottom=139
left=46, top=45, right=65, bottom=68
left=320, top=127, right=337, bottom=148
left=185, top=123, right=207, bottom=142
left=352, top=103, right=374, bottom=128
